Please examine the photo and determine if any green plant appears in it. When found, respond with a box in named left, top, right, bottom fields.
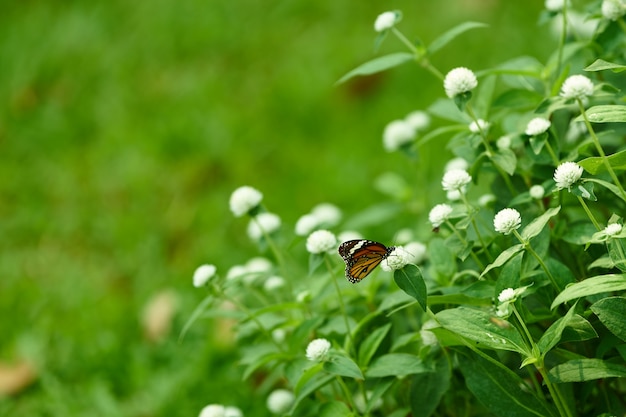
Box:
left=191, top=2, right=626, bottom=416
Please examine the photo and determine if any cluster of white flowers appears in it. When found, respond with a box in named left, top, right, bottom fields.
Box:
left=306, top=338, right=331, bottom=361
left=604, top=223, right=623, bottom=237
left=263, top=275, right=286, bottom=292
left=374, top=11, right=399, bottom=32
left=553, top=161, right=584, bottom=191
left=493, top=208, right=522, bottom=235
left=267, top=389, right=295, bottom=414
left=469, top=119, right=490, bottom=134
left=560, top=75, right=594, bottom=100
left=382, top=110, right=431, bottom=152
left=247, top=212, right=281, bottom=240
left=403, top=241, right=427, bottom=264
left=229, top=186, right=263, bottom=217
left=602, top=0, right=626, bottom=20
left=295, top=203, right=342, bottom=236
left=525, top=117, right=551, bottom=136
left=443, top=67, right=478, bottom=98
left=442, top=169, right=472, bottom=193
left=380, top=246, right=412, bottom=271
left=545, top=0, right=568, bottom=11
left=496, top=135, right=512, bottom=150
left=496, top=287, right=529, bottom=317
left=226, top=257, right=273, bottom=284
left=198, top=404, right=243, bottom=417
left=193, top=264, right=217, bottom=287
left=306, top=230, right=337, bottom=254
left=429, top=204, right=453, bottom=228
left=529, top=185, right=545, bottom=200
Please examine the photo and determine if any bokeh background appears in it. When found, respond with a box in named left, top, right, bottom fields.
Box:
left=1, top=1, right=553, bottom=415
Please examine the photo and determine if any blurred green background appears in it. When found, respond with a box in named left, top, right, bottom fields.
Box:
left=1, top=1, right=551, bottom=415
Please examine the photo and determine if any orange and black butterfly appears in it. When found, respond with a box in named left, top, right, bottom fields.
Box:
left=338, top=240, right=395, bottom=283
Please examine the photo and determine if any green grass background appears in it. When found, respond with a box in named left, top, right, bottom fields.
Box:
left=1, top=1, right=552, bottom=415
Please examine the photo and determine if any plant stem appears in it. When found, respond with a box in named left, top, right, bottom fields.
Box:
left=576, top=195, right=602, bottom=231
left=325, top=256, right=355, bottom=354
left=512, top=229, right=561, bottom=292
left=445, top=219, right=486, bottom=270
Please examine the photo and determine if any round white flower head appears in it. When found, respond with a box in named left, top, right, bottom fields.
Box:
left=560, top=75, right=594, bottom=100
left=199, top=404, right=225, bottom=417
left=306, top=338, right=331, bottom=361
left=403, top=241, right=427, bottom=264
left=337, top=230, right=363, bottom=242
left=246, top=257, right=273, bottom=273
left=602, top=0, right=626, bottom=20
left=445, top=157, right=469, bottom=172
left=494, top=208, right=522, bottom=235
left=525, top=117, right=551, bottom=136
left=247, top=212, right=281, bottom=240
left=306, top=230, right=337, bottom=254
left=381, top=246, right=412, bottom=271
left=263, top=275, right=285, bottom=292
left=443, top=67, right=478, bottom=98
left=496, top=135, right=512, bottom=150
left=605, top=223, right=623, bottom=236
left=442, top=169, right=472, bottom=192
left=267, top=389, right=295, bottom=414
left=405, top=110, right=431, bottom=131
left=469, top=119, right=490, bottom=134
left=429, top=204, right=453, bottom=228
left=193, top=264, right=216, bottom=287
left=498, top=288, right=516, bottom=303
left=383, top=119, right=415, bottom=152
left=224, top=407, right=243, bottom=417
left=374, top=11, right=398, bottom=32
left=295, top=214, right=319, bottom=236
left=554, top=161, right=584, bottom=190
left=226, top=264, right=247, bottom=281
left=272, top=328, right=286, bottom=344
left=478, top=193, right=496, bottom=207
left=229, top=186, right=263, bottom=217
left=545, top=0, right=567, bottom=11
left=311, top=203, right=342, bottom=226
left=529, top=185, right=545, bottom=200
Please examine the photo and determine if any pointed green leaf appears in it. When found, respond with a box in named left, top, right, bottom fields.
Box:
left=591, top=297, right=626, bottom=342
left=491, top=148, right=517, bottom=175
left=551, top=274, right=626, bottom=309
left=365, top=353, right=429, bottom=378
left=481, top=244, right=524, bottom=277
left=410, top=356, right=451, bottom=417
left=393, top=264, right=427, bottom=311
left=578, top=149, right=626, bottom=174
left=585, top=58, right=626, bottom=72
left=548, top=359, right=626, bottom=382
left=358, top=323, right=392, bottom=367
left=324, top=353, right=364, bottom=379
left=336, top=52, right=414, bottom=84
left=319, top=401, right=352, bottom=417
left=574, top=105, right=626, bottom=123
left=521, top=206, right=561, bottom=240
left=428, top=21, right=488, bottom=54
left=584, top=178, right=626, bottom=203
left=537, top=303, right=577, bottom=357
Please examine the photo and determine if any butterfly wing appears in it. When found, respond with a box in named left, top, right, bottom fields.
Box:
left=338, top=240, right=393, bottom=283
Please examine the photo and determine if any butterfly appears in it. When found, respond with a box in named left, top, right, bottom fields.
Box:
left=338, top=240, right=395, bottom=283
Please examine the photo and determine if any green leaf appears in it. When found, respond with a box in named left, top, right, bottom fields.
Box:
left=491, top=148, right=517, bottom=175
left=537, top=303, right=577, bottom=357
left=495, top=252, right=523, bottom=297
left=393, top=264, right=427, bottom=311
left=585, top=58, right=626, bottom=72
left=410, top=356, right=451, bottom=417
left=436, top=307, right=529, bottom=354
left=571, top=181, right=596, bottom=201
left=548, top=359, right=626, bottom=382
left=551, top=274, right=626, bottom=309
left=481, top=244, right=524, bottom=277
left=584, top=178, right=626, bottom=203
left=319, top=401, right=353, bottom=417
left=365, top=353, right=429, bottom=378
left=574, top=105, right=626, bottom=123
left=428, top=21, right=488, bottom=54
left=529, top=132, right=548, bottom=155
left=291, top=370, right=334, bottom=413
left=358, top=323, right=392, bottom=367
left=521, top=206, right=561, bottom=240
left=336, top=52, right=414, bottom=84
left=324, top=353, right=364, bottom=379
left=428, top=293, right=491, bottom=307
left=591, top=297, right=626, bottom=342
left=459, top=351, right=558, bottom=417
left=579, top=149, right=626, bottom=174
left=308, top=253, right=325, bottom=275
left=560, top=314, right=597, bottom=343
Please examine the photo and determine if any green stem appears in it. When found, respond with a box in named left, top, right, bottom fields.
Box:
left=335, top=375, right=358, bottom=412
left=445, top=219, right=486, bottom=270
left=391, top=27, right=419, bottom=55
left=252, top=216, right=293, bottom=294
left=544, top=140, right=560, bottom=166
left=511, top=305, right=535, bottom=349
left=512, top=229, right=561, bottom=292
left=325, top=256, right=355, bottom=354
left=554, top=5, right=567, bottom=85
left=537, top=364, right=573, bottom=417
left=460, top=194, right=494, bottom=263
left=578, top=99, right=626, bottom=202
left=576, top=196, right=602, bottom=231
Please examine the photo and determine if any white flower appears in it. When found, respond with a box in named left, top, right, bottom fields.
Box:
left=602, top=0, right=626, bottom=20
left=605, top=223, right=623, bottom=236
left=496, top=135, right=511, bottom=150
left=498, top=288, right=516, bottom=303
left=337, top=230, right=363, bottom=242
left=525, top=117, right=551, bottom=136
left=405, top=110, right=431, bottom=131
left=529, top=185, right=545, bottom=200
left=446, top=190, right=462, bottom=201
left=445, top=157, right=469, bottom=172
left=295, top=214, right=319, bottom=236
left=306, top=338, right=331, bottom=361
left=429, top=204, right=453, bottom=228
left=247, top=212, right=281, bottom=240
left=263, top=275, right=285, bottom=292
left=383, top=119, right=415, bottom=152
left=224, top=407, right=243, bottom=417
left=272, top=328, right=286, bottom=344
left=554, top=161, right=583, bottom=190
left=420, top=320, right=439, bottom=347
left=565, top=121, right=587, bottom=143
left=469, top=119, right=489, bottom=134
left=545, top=0, right=567, bottom=11
left=442, top=169, right=472, bottom=192
left=394, top=228, right=414, bottom=244
left=199, top=404, right=225, bottom=417
left=493, top=208, right=522, bottom=235
left=560, top=75, right=594, bottom=100
left=404, top=242, right=427, bottom=264
left=193, top=264, right=216, bottom=287
left=381, top=246, right=411, bottom=271
left=478, top=194, right=496, bottom=207
left=246, top=257, right=273, bottom=273
left=443, top=67, right=478, bottom=98
left=229, top=186, right=263, bottom=217
left=226, top=265, right=246, bottom=281
left=311, top=203, right=342, bottom=226
left=267, top=389, right=295, bottom=414
left=374, top=11, right=398, bottom=32
left=306, top=230, right=337, bottom=254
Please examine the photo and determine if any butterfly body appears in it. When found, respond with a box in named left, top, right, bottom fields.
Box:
left=338, top=240, right=395, bottom=283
